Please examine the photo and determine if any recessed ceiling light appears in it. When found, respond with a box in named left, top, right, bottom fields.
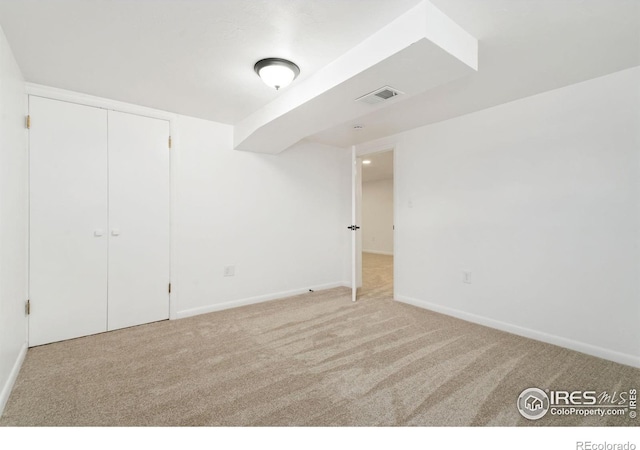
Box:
left=254, top=58, right=300, bottom=91
left=362, top=160, right=372, bottom=165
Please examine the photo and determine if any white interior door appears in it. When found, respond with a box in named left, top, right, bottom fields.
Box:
left=29, top=97, right=108, bottom=346
left=351, top=146, right=362, bottom=301
left=107, top=111, right=170, bottom=330
left=356, top=155, right=363, bottom=290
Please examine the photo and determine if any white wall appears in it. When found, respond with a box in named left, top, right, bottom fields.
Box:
left=0, top=26, right=28, bottom=414
left=175, top=115, right=351, bottom=317
left=362, top=178, right=394, bottom=255
left=0, top=79, right=352, bottom=414
left=394, top=66, right=640, bottom=367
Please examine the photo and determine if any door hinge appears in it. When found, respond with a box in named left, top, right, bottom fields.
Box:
left=26, top=115, right=31, bottom=129
left=347, top=225, right=361, bottom=231
left=168, top=136, right=172, bottom=149
left=26, top=299, right=30, bottom=315
left=168, top=283, right=172, bottom=294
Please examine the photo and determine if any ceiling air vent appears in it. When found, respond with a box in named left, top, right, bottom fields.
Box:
left=356, top=86, right=404, bottom=105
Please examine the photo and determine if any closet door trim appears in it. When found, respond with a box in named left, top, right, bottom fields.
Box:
left=26, top=84, right=178, bottom=333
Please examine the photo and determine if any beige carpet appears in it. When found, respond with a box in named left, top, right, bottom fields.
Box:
left=1, top=252, right=638, bottom=426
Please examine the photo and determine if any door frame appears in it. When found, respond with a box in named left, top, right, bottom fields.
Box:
left=353, top=138, right=399, bottom=301
left=25, top=83, right=180, bottom=325
left=350, top=146, right=362, bottom=301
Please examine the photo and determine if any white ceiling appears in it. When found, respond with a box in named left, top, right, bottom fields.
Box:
left=0, top=0, right=421, bottom=124
left=1, top=0, right=639, bottom=152
left=312, top=0, right=640, bottom=147
left=234, top=0, right=478, bottom=153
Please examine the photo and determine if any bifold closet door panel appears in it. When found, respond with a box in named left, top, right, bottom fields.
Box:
left=107, top=111, right=170, bottom=331
left=29, top=97, right=108, bottom=346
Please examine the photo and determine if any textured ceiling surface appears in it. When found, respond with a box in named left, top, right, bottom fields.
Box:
left=1, top=0, right=638, bottom=150
left=0, top=0, right=421, bottom=124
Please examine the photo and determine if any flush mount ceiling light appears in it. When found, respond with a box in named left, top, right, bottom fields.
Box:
left=254, top=58, right=300, bottom=90
left=362, top=160, right=372, bottom=165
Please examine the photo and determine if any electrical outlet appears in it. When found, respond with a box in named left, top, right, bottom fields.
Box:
left=462, top=271, right=471, bottom=284
left=224, top=265, right=235, bottom=277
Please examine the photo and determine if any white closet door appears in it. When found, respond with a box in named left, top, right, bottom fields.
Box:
left=107, top=111, right=170, bottom=330
left=29, top=97, right=108, bottom=346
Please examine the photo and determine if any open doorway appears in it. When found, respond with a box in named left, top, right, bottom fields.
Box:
left=358, top=150, right=394, bottom=300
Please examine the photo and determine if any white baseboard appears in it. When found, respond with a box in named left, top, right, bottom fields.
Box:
left=362, top=250, right=394, bottom=256
left=395, top=295, right=640, bottom=369
left=176, top=282, right=349, bottom=319
left=0, top=342, right=27, bottom=417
